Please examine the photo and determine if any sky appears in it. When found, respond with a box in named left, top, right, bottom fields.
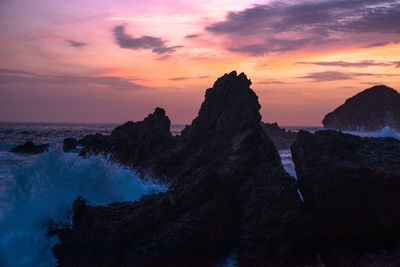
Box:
left=0, top=0, right=399, bottom=126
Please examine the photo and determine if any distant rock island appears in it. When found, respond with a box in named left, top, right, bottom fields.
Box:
left=322, top=85, right=400, bottom=131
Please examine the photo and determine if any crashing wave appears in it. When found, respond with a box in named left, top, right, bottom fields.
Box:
left=0, top=149, right=166, bottom=266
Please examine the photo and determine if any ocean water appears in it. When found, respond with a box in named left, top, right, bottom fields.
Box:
left=0, top=123, right=172, bottom=266
left=0, top=122, right=398, bottom=266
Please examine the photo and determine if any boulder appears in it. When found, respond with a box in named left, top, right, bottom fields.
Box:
left=322, top=85, right=400, bottom=131
left=10, top=141, right=49, bottom=154
left=291, top=130, right=400, bottom=240
left=261, top=122, right=297, bottom=150
left=63, top=138, right=77, bottom=152
left=54, top=71, right=308, bottom=266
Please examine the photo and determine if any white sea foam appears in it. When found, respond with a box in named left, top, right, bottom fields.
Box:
left=344, top=126, right=400, bottom=139
left=377, top=126, right=400, bottom=139
left=0, top=149, right=166, bottom=266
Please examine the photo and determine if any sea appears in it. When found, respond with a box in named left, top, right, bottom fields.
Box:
left=0, top=122, right=399, bottom=266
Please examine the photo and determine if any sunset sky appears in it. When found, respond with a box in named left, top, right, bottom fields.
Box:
left=0, top=0, right=399, bottom=125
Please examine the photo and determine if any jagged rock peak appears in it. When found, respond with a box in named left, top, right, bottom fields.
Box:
left=150, top=107, right=166, bottom=117
left=189, top=71, right=261, bottom=136
left=211, top=70, right=252, bottom=90
left=112, top=107, right=171, bottom=137
left=143, top=107, right=171, bottom=131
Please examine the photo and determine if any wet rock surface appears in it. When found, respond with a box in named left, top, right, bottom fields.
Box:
left=322, top=85, right=400, bottom=131
left=261, top=122, right=297, bottom=150
left=63, top=137, right=77, bottom=152
left=10, top=141, right=49, bottom=154
left=291, top=130, right=400, bottom=265
left=54, top=71, right=308, bottom=266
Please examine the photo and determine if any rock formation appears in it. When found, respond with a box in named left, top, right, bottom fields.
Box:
left=261, top=122, right=297, bottom=150
left=53, top=72, right=400, bottom=266
left=291, top=130, right=400, bottom=264
left=63, top=138, right=77, bottom=152
left=322, top=85, right=400, bottom=131
left=53, top=71, right=309, bottom=266
left=79, top=107, right=175, bottom=177
left=10, top=141, right=49, bottom=154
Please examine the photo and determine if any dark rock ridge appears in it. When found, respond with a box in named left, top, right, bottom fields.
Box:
left=291, top=130, right=400, bottom=264
left=63, top=138, right=77, bottom=152
left=261, top=122, right=297, bottom=150
left=78, top=107, right=175, bottom=177
left=322, top=85, right=400, bottom=131
left=10, top=141, right=49, bottom=154
left=54, top=71, right=310, bottom=266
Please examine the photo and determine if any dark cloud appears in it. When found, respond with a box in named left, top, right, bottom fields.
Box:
left=152, top=45, right=183, bottom=55
left=0, top=69, right=34, bottom=75
left=296, top=60, right=392, bottom=68
left=360, top=82, right=385, bottom=85
left=113, top=25, right=181, bottom=55
left=228, top=38, right=315, bottom=56
left=299, top=71, right=353, bottom=82
left=256, top=80, right=285, bottom=85
left=298, top=71, right=398, bottom=82
left=169, top=77, right=188, bottom=81
left=185, top=34, right=199, bottom=39
left=0, top=71, right=147, bottom=91
left=113, top=25, right=164, bottom=49
left=206, top=0, right=400, bottom=55
left=394, top=61, right=400, bottom=68
left=168, top=75, right=210, bottom=81
left=157, top=54, right=172, bottom=60
left=66, top=40, right=86, bottom=47
left=362, top=41, right=392, bottom=48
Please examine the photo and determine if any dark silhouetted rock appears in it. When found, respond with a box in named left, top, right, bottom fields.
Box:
left=79, top=107, right=175, bottom=176
left=291, top=130, right=400, bottom=240
left=54, top=71, right=309, bottom=266
left=322, top=85, right=400, bottom=131
left=63, top=138, right=77, bottom=152
left=261, top=122, right=297, bottom=150
left=10, top=141, right=49, bottom=154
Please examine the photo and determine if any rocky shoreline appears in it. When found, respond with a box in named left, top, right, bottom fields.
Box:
left=53, top=72, right=400, bottom=266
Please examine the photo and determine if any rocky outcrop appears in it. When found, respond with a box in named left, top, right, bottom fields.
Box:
left=79, top=107, right=175, bottom=176
left=10, top=141, right=49, bottom=154
left=53, top=71, right=309, bottom=266
left=63, top=138, right=77, bottom=152
left=261, top=122, right=297, bottom=150
left=291, top=130, right=400, bottom=264
left=322, top=85, right=400, bottom=131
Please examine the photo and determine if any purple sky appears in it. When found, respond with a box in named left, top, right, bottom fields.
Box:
left=1, top=0, right=399, bottom=125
